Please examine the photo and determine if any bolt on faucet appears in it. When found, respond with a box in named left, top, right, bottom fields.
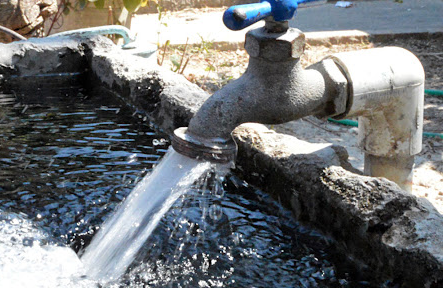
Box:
left=172, top=0, right=424, bottom=192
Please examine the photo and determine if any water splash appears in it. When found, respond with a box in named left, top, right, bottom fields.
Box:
left=81, top=147, right=232, bottom=283
left=0, top=212, right=94, bottom=288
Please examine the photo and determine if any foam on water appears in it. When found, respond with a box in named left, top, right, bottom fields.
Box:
left=81, top=148, right=230, bottom=283
left=0, top=212, right=95, bottom=288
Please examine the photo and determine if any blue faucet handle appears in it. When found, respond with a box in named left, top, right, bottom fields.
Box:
left=223, top=0, right=320, bottom=31
left=223, top=2, right=272, bottom=31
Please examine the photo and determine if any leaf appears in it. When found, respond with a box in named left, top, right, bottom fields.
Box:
left=91, top=0, right=104, bottom=9
left=140, top=0, right=148, bottom=7
left=63, top=6, right=70, bottom=15
left=170, top=54, right=181, bottom=69
left=123, top=0, right=141, bottom=12
left=205, top=65, right=216, bottom=72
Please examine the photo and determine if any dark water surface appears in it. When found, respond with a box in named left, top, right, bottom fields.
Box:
left=0, top=90, right=169, bottom=246
left=0, top=89, right=384, bottom=287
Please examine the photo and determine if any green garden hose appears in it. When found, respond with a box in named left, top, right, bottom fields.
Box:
left=327, top=118, right=358, bottom=127
left=425, top=89, right=443, bottom=97
left=327, top=118, right=443, bottom=139
left=327, top=89, right=443, bottom=139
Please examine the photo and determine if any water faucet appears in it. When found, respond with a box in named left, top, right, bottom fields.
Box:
left=172, top=0, right=424, bottom=192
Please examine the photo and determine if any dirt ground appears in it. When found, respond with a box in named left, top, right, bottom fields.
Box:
left=159, top=34, right=443, bottom=213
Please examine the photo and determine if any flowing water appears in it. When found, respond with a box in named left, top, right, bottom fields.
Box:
left=0, top=87, right=385, bottom=287
left=81, top=149, right=231, bottom=282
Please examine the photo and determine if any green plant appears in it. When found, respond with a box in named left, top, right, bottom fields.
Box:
left=159, top=38, right=190, bottom=74
left=47, top=0, right=159, bottom=35
left=87, top=0, right=157, bottom=12
left=193, top=34, right=217, bottom=75
left=197, top=34, right=214, bottom=53
left=155, top=2, right=168, bottom=48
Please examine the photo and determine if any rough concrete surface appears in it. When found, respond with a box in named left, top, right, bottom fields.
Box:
left=0, top=37, right=90, bottom=101
left=233, top=123, right=443, bottom=286
left=87, top=37, right=209, bottom=133
left=0, top=36, right=442, bottom=286
left=0, top=37, right=88, bottom=75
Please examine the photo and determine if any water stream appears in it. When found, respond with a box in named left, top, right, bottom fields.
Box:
left=81, top=148, right=231, bottom=282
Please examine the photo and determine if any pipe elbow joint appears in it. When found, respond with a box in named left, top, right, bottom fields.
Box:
left=329, top=47, right=425, bottom=158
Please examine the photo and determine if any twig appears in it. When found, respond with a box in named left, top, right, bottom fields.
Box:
left=180, top=57, right=190, bottom=74
left=107, top=6, right=115, bottom=42
left=47, top=1, right=65, bottom=35
left=303, top=117, right=339, bottom=134
left=159, top=40, right=169, bottom=66
left=178, top=38, right=189, bottom=74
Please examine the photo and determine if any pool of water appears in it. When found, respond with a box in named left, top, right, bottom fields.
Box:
left=0, top=88, right=377, bottom=287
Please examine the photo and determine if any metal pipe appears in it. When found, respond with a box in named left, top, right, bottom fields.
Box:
left=329, top=47, right=425, bottom=191
left=47, top=25, right=157, bottom=62
left=0, top=25, right=26, bottom=41
left=186, top=57, right=340, bottom=141
left=49, top=25, right=136, bottom=47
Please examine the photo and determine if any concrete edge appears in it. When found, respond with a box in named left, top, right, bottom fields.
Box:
left=1, top=36, right=442, bottom=286
left=306, top=30, right=443, bottom=46
left=233, top=124, right=443, bottom=286
left=167, top=30, right=443, bottom=51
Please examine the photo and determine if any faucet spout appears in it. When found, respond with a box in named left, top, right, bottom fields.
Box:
left=187, top=56, right=345, bottom=141
left=172, top=27, right=348, bottom=163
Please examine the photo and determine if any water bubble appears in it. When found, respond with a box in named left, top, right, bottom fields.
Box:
left=199, top=198, right=209, bottom=219
left=10, top=218, right=20, bottom=225
left=209, top=204, right=223, bottom=222
left=152, top=138, right=167, bottom=146
left=232, top=232, right=242, bottom=245
left=311, top=271, right=325, bottom=280
left=195, top=229, right=205, bottom=244
left=201, top=255, right=210, bottom=272
left=212, top=179, right=225, bottom=199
